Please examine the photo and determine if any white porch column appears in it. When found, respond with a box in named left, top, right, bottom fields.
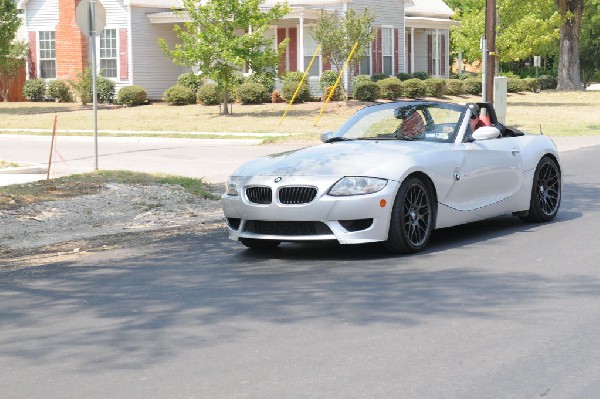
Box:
left=248, top=25, right=253, bottom=74
left=435, top=28, right=440, bottom=77
left=410, top=27, right=415, bottom=73
left=298, top=17, right=304, bottom=72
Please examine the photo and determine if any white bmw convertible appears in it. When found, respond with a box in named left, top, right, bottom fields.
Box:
left=221, top=101, right=561, bottom=253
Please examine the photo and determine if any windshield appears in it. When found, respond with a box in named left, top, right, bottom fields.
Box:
left=335, top=102, right=465, bottom=143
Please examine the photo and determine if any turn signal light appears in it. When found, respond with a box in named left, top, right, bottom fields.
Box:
left=380, top=199, right=387, bottom=208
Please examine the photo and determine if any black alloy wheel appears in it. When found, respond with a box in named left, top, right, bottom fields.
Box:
left=385, top=176, right=435, bottom=253
left=521, top=155, right=561, bottom=222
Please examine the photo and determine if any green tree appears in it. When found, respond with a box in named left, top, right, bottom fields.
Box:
left=0, top=0, right=24, bottom=103
left=0, top=0, right=21, bottom=58
left=0, top=41, right=27, bottom=102
left=313, top=8, right=376, bottom=100
left=159, top=0, right=289, bottom=115
left=580, top=0, right=600, bottom=86
left=448, top=0, right=560, bottom=64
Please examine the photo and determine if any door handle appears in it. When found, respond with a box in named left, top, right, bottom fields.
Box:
left=511, top=149, right=520, bottom=156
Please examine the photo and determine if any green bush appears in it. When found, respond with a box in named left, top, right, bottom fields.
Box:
left=46, top=79, right=71, bottom=102
left=321, top=85, right=343, bottom=101
left=538, top=75, right=557, bottom=90
left=197, top=83, right=221, bottom=105
left=397, top=72, right=412, bottom=81
left=445, top=79, right=465, bottom=96
left=376, top=77, right=402, bottom=100
left=459, top=72, right=478, bottom=80
left=280, top=71, right=305, bottom=84
left=163, top=85, right=196, bottom=105
left=235, top=82, right=269, bottom=104
left=401, top=78, right=426, bottom=98
left=23, top=79, right=46, bottom=102
left=423, top=78, right=447, bottom=97
left=353, top=75, right=371, bottom=87
left=69, top=67, right=93, bottom=104
left=507, top=78, right=528, bottom=93
left=281, top=81, right=310, bottom=103
left=117, top=85, right=148, bottom=106
left=353, top=81, right=380, bottom=101
left=97, top=76, right=116, bottom=103
left=462, top=79, right=482, bottom=95
left=319, top=70, right=342, bottom=101
left=177, top=72, right=203, bottom=95
left=411, top=71, right=429, bottom=80
left=523, top=77, right=541, bottom=92
left=320, top=70, right=338, bottom=89
left=246, top=72, right=276, bottom=93
left=370, top=73, right=389, bottom=82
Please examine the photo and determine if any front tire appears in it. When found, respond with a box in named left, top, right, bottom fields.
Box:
left=384, top=176, right=435, bottom=254
left=521, top=155, right=561, bottom=222
left=239, top=238, right=281, bottom=250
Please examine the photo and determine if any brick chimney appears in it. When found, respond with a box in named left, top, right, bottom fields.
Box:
left=55, top=0, right=89, bottom=79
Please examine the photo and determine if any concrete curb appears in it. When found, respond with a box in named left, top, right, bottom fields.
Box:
left=0, top=162, right=48, bottom=175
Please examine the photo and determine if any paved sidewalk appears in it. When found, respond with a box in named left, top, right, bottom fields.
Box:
left=1, top=135, right=600, bottom=187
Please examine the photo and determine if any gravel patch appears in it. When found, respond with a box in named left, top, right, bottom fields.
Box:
left=0, top=183, right=224, bottom=261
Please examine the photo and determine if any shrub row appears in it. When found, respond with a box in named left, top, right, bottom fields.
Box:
left=22, top=77, right=144, bottom=105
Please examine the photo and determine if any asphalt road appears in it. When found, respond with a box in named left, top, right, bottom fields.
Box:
left=1, top=145, right=600, bottom=398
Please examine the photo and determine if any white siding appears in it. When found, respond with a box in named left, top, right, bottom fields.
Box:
left=351, top=0, right=405, bottom=77
left=130, top=6, right=188, bottom=99
left=101, top=0, right=130, bottom=90
left=104, top=0, right=128, bottom=26
left=25, top=0, right=59, bottom=29
left=413, top=29, right=428, bottom=73
left=352, top=0, right=404, bottom=28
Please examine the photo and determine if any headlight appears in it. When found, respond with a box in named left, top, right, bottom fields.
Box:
left=328, top=177, right=388, bottom=196
left=225, top=176, right=240, bottom=196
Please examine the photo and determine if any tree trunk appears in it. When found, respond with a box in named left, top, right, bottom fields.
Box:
left=222, top=87, right=229, bottom=116
left=556, top=0, right=584, bottom=90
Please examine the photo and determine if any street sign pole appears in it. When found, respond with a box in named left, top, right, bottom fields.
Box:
left=89, top=0, right=99, bottom=170
left=77, top=0, right=105, bottom=171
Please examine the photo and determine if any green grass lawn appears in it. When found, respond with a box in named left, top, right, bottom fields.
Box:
left=1, top=90, right=599, bottom=139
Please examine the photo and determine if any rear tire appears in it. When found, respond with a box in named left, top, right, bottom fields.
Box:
left=384, top=176, right=435, bottom=254
left=239, top=238, right=281, bottom=250
left=520, top=156, right=561, bottom=222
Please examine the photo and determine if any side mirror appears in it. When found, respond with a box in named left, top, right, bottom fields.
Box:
left=320, top=131, right=335, bottom=142
left=472, top=126, right=500, bottom=141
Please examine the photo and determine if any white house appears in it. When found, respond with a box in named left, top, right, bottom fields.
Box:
left=17, top=0, right=456, bottom=99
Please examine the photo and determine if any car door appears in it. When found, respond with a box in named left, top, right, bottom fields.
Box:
left=445, top=137, right=524, bottom=211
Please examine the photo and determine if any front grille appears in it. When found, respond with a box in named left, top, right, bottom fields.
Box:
left=278, top=186, right=318, bottom=205
left=244, top=221, right=333, bottom=236
left=246, top=186, right=272, bottom=204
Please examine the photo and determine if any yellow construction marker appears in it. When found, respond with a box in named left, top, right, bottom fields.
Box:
left=314, top=41, right=359, bottom=127
left=279, top=45, right=321, bottom=126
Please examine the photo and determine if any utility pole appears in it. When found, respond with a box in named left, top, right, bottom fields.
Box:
left=484, top=0, right=496, bottom=103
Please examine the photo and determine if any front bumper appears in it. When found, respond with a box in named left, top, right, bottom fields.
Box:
left=221, top=175, right=398, bottom=244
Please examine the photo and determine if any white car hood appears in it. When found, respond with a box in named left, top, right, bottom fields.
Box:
left=233, top=140, right=441, bottom=178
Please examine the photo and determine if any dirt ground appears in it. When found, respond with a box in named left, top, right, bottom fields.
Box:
left=0, top=183, right=225, bottom=266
